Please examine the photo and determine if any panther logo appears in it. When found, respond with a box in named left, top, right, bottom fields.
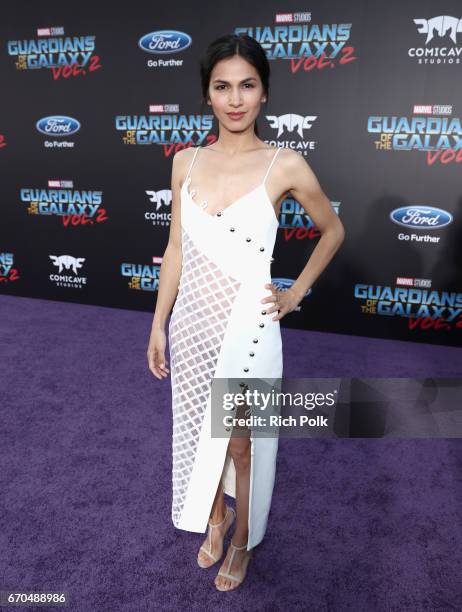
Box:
left=49, top=255, right=85, bottom=274
left=414, top=16, right=462, bottom=45
left=266, top=114, right=317, bottom=138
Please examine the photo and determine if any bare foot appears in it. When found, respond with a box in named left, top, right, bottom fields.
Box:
left=214, top=540, right=252, bottom=591
left=197, top=506, right=235, bottom=568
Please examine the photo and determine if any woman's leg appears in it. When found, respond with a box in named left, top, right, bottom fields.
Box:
left=227, top=436, right=251, bottom=543
left=197, top=472, right=233, bottom=567
left=209, top=475, right=226, bottom=522
left=214, top=433, right=252, bottom=590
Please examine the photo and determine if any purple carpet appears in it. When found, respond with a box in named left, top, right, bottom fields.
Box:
left=1, top=294, right=461, bottom=611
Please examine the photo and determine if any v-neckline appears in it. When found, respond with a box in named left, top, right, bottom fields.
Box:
left=181, top=178, right=264, bottom=215
left=181, top=180, right=278, bottom=222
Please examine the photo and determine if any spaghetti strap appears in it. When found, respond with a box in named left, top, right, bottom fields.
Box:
left=262, top=147, right=282, bottom=184
left=185, top=146, right=201, bottom=181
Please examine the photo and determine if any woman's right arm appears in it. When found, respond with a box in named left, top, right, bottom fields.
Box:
left=147, top=148, right=188, bottom=379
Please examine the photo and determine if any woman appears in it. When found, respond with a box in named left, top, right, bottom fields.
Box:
left=147, top=33, right=345, bottom=592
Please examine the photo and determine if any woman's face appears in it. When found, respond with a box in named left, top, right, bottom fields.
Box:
left=207, top=54, right=266, bottom=133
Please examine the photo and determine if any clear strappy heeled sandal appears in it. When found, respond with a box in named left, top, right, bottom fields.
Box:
left=215, top=539, right=253, bottom=591
left=197, top=505, right=236, bottom=568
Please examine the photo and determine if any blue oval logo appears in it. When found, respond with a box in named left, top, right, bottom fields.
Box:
left=36, top=115, right=80, bottom=136
left=390, top=206, right=453, bottom=230
left=138, top=30, right=191, bottom=54
left=272, top=278, right=311, bottom=298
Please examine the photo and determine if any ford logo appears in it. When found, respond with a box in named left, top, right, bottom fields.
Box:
left=36, top=115, right=80, bottom=136
left=390, top=206, right=453, bottom=230
left=138, top=30, right=192, bottom=54
left=272, top=278, right=311, bottom=298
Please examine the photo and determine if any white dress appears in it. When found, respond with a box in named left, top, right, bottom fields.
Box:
left=168, top=145, right=283, bottom=550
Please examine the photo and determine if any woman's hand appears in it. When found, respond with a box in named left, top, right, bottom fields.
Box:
left=147, top=327, right=170, bottom=379
left=261, top=283, right=304, bottom=321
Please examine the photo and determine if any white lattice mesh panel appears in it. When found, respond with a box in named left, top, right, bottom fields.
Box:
left=168, top=229, right=241, bottom=526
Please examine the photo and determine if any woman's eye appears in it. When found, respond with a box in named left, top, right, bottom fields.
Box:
left=215, top=84, right=255, bottom=90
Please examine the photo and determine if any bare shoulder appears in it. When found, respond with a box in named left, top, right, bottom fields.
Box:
left=267, top=145, right=305, bottom=172
left=268, top=147, right=307, bottom=191
left=172, top=146, right=198, bottom=186
left=174, top=146, right=198, bottom=161
left=276, top=146, right=306, bottom=169
left=275, top=147, right=320, bottom=193
left=173, top=146, right=197, bottom=168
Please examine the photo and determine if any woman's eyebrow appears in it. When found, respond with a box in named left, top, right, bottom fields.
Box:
left=212, top=77, right=257, bottom=84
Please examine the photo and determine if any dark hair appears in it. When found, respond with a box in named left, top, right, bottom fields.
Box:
left=199, top=33, right=270, bottom=137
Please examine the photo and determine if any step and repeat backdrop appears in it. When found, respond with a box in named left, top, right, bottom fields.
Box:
left=1, top=2, right=461, bottom=347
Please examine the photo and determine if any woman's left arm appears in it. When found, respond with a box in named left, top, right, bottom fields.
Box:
left=263, top=149, right=346, bottom=321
